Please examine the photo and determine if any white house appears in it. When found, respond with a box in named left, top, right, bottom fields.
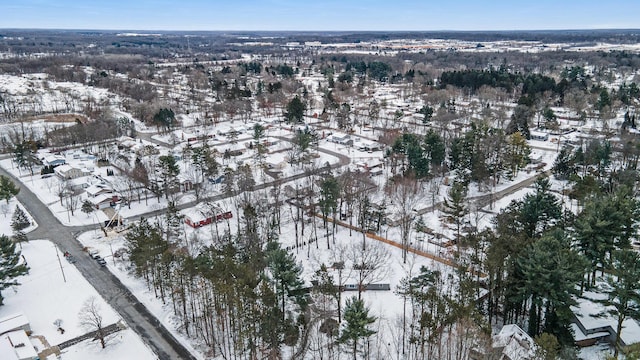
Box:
left=42, top=155, right=65, bottom=167
left=85, top=184, right=113, bottom=198
left=0, top=313, right=30, bottom=335
left=529, top=131, right=549, bottom=141
left=54, top=164, right=85, bottom=180
left=88, top=193, right=119, bottom=210
left=328, top=134, right=353, bottom=146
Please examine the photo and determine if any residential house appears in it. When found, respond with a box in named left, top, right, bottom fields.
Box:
left=183, top=207, right=232, bottom=228
left=572, top=292, right=640, bottom=348
left=85, top=184, right=113, bottom=198
left=88, top=193, right=119, bottom=210
left=490, top=324, right=536, bottom=360
left=54, top=165, right=85, bottom=180
left=0, top=314, right=30, bottom=336
left=530, top=131, right=549, bottom=141
left=328, top=134, right=353, bottom=146
left=42, top=155, right=66, bottom=167
left=0, top=330, right=39, bottom=360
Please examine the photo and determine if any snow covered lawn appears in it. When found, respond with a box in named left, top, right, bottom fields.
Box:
left=0, top=240, right=157, bottom=360
left=0, top=198, right=37, bottom=237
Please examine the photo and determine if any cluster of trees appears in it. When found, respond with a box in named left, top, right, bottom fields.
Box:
left=390, top=130, right=445, bottom=179
left=124, top=211, right=387, bottom=358
left=390, top=122, right=530, bottom=186
left=439, top=68, right=557, bottom=97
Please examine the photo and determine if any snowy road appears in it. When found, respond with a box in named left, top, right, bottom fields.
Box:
left=0, top=166, right=197, bottom=360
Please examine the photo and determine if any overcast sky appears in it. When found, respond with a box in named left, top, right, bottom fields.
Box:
left=1, top=0, right=639, bottom=31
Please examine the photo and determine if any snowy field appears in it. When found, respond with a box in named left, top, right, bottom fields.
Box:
left=0, top=240, right=157, bottom=360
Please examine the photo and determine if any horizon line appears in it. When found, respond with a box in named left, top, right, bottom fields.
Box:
left=2, top=27, right=640, bottom=33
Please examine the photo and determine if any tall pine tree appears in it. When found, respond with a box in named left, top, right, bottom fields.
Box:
left=600, top=250, right=640, bottom=359
left=338, top=297, right=377, bottom=360
left=0, top=235, right=29, bottom=305
left=11, top=205, right=30, bottom=232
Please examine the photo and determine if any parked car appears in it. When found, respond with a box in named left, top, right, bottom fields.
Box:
left=88, top=249, right=100, bottom=259
left=96, top=258, right=107, bottom=267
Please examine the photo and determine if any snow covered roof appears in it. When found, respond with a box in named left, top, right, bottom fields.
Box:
left=0, top=334, right=18, bottom=360
left=89, top=193, right=116, bottom=205
left=43, top=155, right=65, bottom=166
left=53, top=164, right=77, bottom=174
left=0, top=313, right=29, bottom=335
left=572, top=291, right=640, bottom=346
left=85, top=184, right=113, bottom=197
left=0, top=331, right=37, bottom=360
left=182, top=207, right=209, bottom=222
left=570, top=323, right=609, bottom=343
left=492, top=324, right=536, bottom=360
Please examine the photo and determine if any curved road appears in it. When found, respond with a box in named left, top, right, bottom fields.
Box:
left=0, top=167, right=196, bottom=360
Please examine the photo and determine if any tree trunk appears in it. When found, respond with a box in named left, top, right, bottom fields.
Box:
left=614, top=314, right=625, bottom=359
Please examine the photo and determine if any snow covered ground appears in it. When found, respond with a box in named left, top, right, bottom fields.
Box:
left=0, top=197, right=37, bottom=237
left=0, top=240, right=157, bottom=360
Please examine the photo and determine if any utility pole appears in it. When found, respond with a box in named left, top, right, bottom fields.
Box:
left=55, top=245, right=67, bottom=283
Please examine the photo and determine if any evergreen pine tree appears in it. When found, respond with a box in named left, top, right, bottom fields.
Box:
left=10, top=206, right=30, bottom=232
left=0, top=234, right=29, bottom=305
left=442, top=179, right=469, bottom=252
left=266, top=241, right=306, bottom=323
left=81, top=200, right=95, bottom=217
left=0, top=175, right=20, bottom=204
left=600, top=249, right=640, bottom=359
left=338, top=297, right=377, bottom=360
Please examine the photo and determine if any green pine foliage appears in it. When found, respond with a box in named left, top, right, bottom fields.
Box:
left=338, top=297, right=377, bottom=360
left=0, top=234, right=29, bottom=305
left=284, top=96, right=306, bottom=123
left=600, top=250, right=640, bottom=358
left=81, top=200, right=94, bottom=216
left=0, top=175, right=20, bottom=204
left=10, top=205, right=30, bottom=232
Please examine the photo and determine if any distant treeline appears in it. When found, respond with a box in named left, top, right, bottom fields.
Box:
left=439, top=68, right=558, bottom=96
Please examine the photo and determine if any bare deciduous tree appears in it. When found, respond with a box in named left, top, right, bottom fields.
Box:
left=348, top=242, right=391, bottom=300
left=386, top=175, right=424, bottom=263
left=78, top=297, right=107, bottom=349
